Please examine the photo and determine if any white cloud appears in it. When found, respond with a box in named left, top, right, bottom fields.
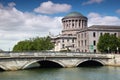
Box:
left=8, top=2, right=16, bottom=7
left=88, top=12, right=120, bottom=26
left=34, top=1, right=71, bottom=14
left=0, top=3, right=63, bottom=51
left=82, top=0, right=103, bottom=5
left=116, top=9, right=120, bottom=14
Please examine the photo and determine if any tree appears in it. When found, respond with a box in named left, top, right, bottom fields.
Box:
left=13, top=36, right=54, bottom=52
left=109, top=34, right=119, bottom=52
left=97, top=33, right=120, bottom=53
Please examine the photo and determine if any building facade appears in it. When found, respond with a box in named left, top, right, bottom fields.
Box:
left=51, top=12, right=120, bottom=52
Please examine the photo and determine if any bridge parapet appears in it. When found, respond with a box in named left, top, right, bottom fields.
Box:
left=0, top=52, right=115, bottom=59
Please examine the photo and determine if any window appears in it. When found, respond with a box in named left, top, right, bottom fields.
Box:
left=66, top=24, right=68, bottom=27
left=72, top=44, right=74, bottom=48
left=114, top=33, right=117, bottom=36
left=72, top=23, right=74, bottom=27
left=85, top=40, right=87, bottom=46
left=81, top=40, right=83, bottom=46
left=68, top=34, right=72, bottom=36
left=67, top=39, right=69, bottom=42
left=93, top=32, right=96, bottom=37
left=93, top=40, right=96, bottom=46
left=72, top=39, right=74, bottom=43
left=62, top=44, right=65, bottom=48
left=81, top=33, right=83, bottom=38
left=100, top=33, right=103, bottom=36
left=78, top=41, right=80, bottom=47
left=94, top=49, right=96, bottom=53
left=79, top=20, right=81, bottom=26
left=84, top=33, right=86, bottom=38
left=62, top=39, right=64, bottom=43
left=78, top=34, right=80, bottom=38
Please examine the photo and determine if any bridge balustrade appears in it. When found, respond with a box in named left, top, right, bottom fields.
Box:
left=0, top=52, right=116, bottom=59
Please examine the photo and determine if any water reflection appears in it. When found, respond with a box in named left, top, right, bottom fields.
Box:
left=0, top=67, right=120, bottom=80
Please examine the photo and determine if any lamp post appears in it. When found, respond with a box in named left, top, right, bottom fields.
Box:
left=117, top=47, right=119, bottom=54
left=107, top=47, right=109, bottom=53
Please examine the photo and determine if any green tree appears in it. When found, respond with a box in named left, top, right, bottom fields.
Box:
left=13, top=36, right=54, bottom=52
left=109, top=34, right=119, bottom=52
left=97, top=33, right=120, bottom=53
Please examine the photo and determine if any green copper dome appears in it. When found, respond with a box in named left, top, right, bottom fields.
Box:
left=65, top=12, right=84, bottom=18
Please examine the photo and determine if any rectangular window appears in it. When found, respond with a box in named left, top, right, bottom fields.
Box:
left=79, top=20, right=80, bottom=27
left=62, top=44, right=65, bottom=48
left=81, top=33, right=83, bottom=38
left=94, top=49, right=96, bottom=53
left=93, top=40, right=96, bottom=46
left=67, top=39, right=69, bottom=42
left=78, top=41, right=80, bottom=47
left=100, top=33, right=102, bottom=36
left=81, top=40, right=83, bottom=46
left=114, top=33, right=117, bottom=36
left=84, top=33, right=86, bottom=38
left=93, top=32, right=96, bottom=37
left=72, top=44, right=74, bottom=48
left=62, top=39, right=64, bottom=43
left=85, top=40, right=87, bottom=46
left=72, top=39, right=74, bottom=43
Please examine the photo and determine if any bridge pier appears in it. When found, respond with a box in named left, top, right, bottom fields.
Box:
left=0, top=60, right=30, bottom=71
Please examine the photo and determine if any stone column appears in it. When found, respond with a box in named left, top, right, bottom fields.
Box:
left=76, top=20, right=78, bottom=29
left=76, top=20, right=79, bottom=29
left=74, top=20, right=76, bottom=29
left=69, top=20, right=71, bottom=29
left=64, top=21, right=66, bottom=30
left=85, top=20, right=87, bottom=27
left=66, top=20, right=68, bottom=29
left=83, top=20, right=84, bottom=28
left=80, top=20, right=83, bottom=29
left=71, top=20, right=73, bottom=29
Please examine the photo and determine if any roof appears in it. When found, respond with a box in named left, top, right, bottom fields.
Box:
left=89, top=25, right=120, bottom=29
left=64, top=12, right=84, bottom=18
left=78, top=25, right=120, bottom=33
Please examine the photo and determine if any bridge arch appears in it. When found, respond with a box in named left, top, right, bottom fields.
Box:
left=0, top=65, right=7, bottom=71
left=76, top=59, right=105, bottom=67
left=22, top=59, right=65, bottom=69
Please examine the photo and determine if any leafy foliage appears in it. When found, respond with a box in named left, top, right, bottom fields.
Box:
left=97, top=33, right=120, bottom=53
left=13, top=36, right=54, bottom=52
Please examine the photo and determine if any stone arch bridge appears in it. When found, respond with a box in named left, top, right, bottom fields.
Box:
left=0, top=52, right=120, bottom=71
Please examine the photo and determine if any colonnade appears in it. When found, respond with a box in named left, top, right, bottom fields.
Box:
left=62, top=19, right=87, bottom=30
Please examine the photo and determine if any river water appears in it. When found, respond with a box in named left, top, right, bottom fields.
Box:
left=0, top=66, right=120, bottom=80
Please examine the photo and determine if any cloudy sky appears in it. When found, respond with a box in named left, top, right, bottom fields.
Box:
left=0, top=0, right=120, bottom=51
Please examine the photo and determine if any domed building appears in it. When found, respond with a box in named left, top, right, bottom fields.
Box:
left=51, top=12, right=87, bottom=51
left=62, top=12, right=87, bottom=36
left=51, top=12, right=120, bottom=52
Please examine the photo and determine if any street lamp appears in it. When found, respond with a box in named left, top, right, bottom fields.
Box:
left=117, top=47, right=119, bottom=54
left=107, top=47, right=109, bottom=53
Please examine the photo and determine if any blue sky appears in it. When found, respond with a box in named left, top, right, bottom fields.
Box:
left=1, top=0, right=120, bottom=16
left=0, top=0, right=120, bottom=51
